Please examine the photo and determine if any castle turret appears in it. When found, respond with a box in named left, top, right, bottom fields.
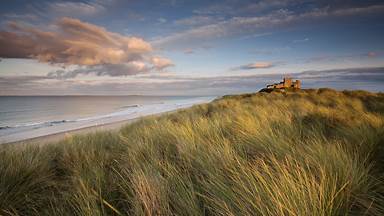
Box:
left=295, top=80, right=301, bottom=89
left=283, top=77, right=292, bottom=88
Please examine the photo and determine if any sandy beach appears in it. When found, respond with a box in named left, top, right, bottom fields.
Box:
left=1, top=96, right=215, bottom=146
left=4, top=118, right=137, bottom=146
left=4, top=108, right=183, bottom=146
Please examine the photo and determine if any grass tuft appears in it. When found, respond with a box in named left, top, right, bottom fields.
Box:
left=1, top=89, right=384, bottom=215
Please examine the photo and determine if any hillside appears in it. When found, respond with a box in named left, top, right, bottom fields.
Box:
left=1, top=88, right=384, bottom=215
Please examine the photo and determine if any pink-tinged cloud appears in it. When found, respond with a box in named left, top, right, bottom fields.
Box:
left=247, top=62, right=273, bottom=69
left=232, top=62, right=274, bottom=70
left=151, top=56, right=174, bottom=70
left=0, top=17, right=173, bottom=77
left=183, top=49, right=194, bottom=54
left=367, top=52, right=377, bottom=57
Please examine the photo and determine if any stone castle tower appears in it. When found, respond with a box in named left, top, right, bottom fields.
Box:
left=266, top=77, right=301, bottom=89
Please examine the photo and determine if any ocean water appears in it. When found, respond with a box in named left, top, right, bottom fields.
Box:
left=0, top=96, right=215, bottom=144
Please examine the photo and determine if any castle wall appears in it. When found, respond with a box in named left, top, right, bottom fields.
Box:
left=295, top=80, right=301, bottom=89
left=265, top=78, right=301, bottom=90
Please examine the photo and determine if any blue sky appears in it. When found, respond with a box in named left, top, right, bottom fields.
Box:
left=0, top=0, right=384, bottom=95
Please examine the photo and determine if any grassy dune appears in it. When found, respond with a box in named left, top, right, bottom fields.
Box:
left=1, top=88, right=384, bottom=215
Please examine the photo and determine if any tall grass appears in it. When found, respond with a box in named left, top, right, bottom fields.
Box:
left=1, top=88, right=384, bottom=215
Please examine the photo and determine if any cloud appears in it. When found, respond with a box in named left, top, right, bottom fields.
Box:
left=293, top=38, right=309, bottom=43
left=232, top=62, right=274, bottom=70
left=183, top=49, right=194, bottom=54
left=3, top=67, right=384, bottom=95
left=174, top=15, right=224, bottom=26
left=2, top=67, right=384, bottom=95
left=243, top=0, right=296, bottom=13
left=192, top=3, right=232, bottom=15
left=48, top=1, right=105, bottom=16
left=2, top=13, right=39, bottom=21
left=157, top=17, right=167, bottom=23
left=154, top=4, right=384, bottom=49
left=47, top=62, right=150, bottom=79
left=151, top=57, right=174, bottom=70
left=0, top=17, right=173, bottom=77
left=181, top=45, right=214, bottom=55
left=192, top=0, right=298, bottom=16
left=0, top=18, right=151, bottom=65
left=367, top=52, right=378, bottom=57
left=300, top=51, right=384, bottom=64
left=28, top=0, right=118, bottom=19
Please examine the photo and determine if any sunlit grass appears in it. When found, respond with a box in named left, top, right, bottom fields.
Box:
left=1, top=88, right=384, bottom=215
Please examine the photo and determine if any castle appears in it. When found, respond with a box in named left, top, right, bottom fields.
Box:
left=266, top=77, right=301, bottom=89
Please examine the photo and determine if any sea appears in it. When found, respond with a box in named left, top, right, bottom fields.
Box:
left=0, top=95, right=215, bottom=144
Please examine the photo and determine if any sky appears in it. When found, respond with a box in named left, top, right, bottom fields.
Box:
left=0, top=0, right=383, bottom=95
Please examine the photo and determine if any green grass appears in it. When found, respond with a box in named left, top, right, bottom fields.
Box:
left=1, top=88, right=384, bottom=215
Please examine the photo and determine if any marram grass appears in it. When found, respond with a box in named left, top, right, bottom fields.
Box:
left=1, top=88, right=384, bottom=215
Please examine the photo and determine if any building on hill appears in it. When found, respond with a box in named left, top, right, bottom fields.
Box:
left=266, top=77, right=301, bottom=89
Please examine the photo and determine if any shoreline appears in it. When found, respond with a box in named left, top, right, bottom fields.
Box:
left=3, top=117, right=137, bottom=146
left=0, top=97, right=216, bottom=145
left=3, top=108, right=181, bottom=146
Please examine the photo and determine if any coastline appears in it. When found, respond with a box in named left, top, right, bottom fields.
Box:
left=3, top=118, right=137, bottom=146
left=1, top=96, right=216, bottom=146
left=1, top=89, right=384, bottom=215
